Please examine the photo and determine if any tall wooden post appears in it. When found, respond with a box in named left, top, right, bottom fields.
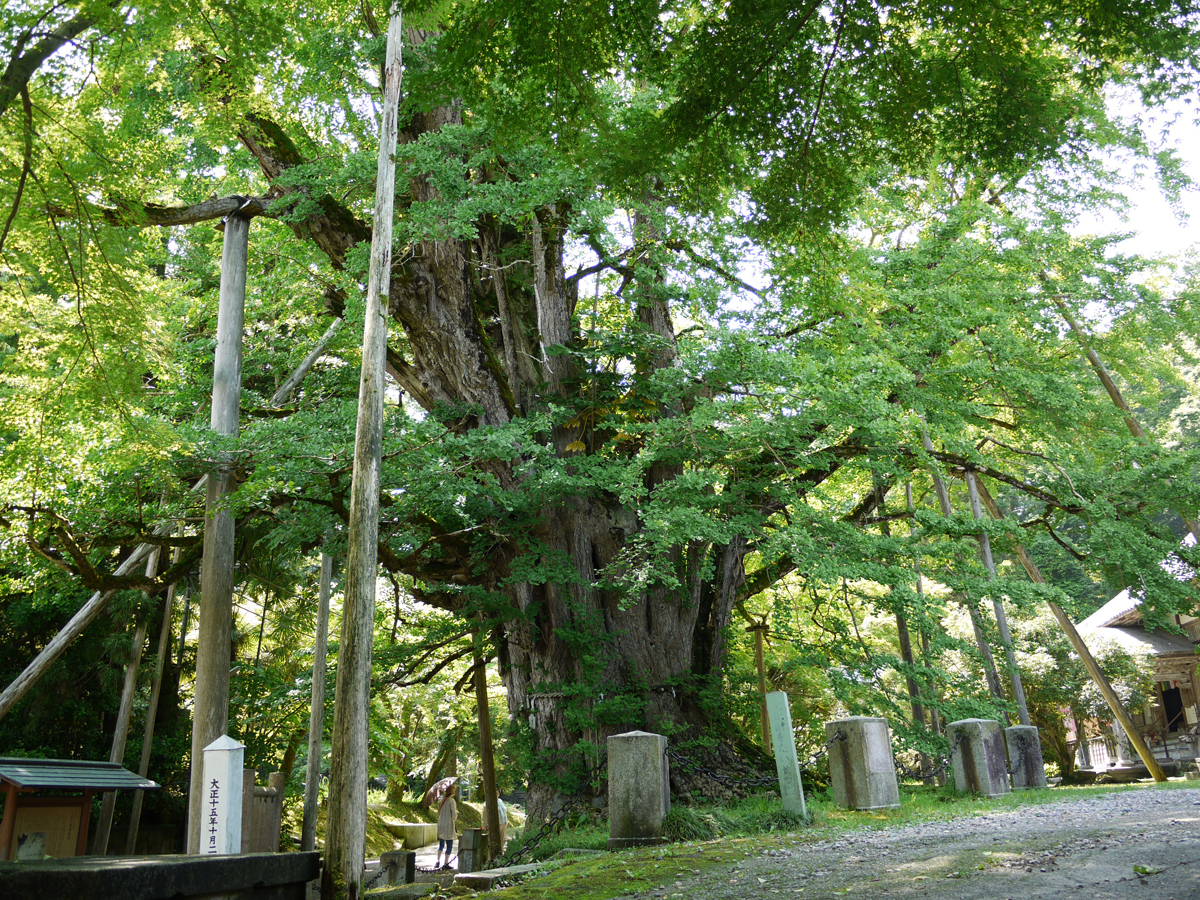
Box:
left=920, top=428, right=1007, bottom=712
left=93, top=549, right=159, bottom=854
left=966, top=472, right=1031, bottom=726
left=748, top=624, right=771, bottom=755
left=323, top=11, right=403, bottom=898
left=1052, top=297, right=1200, bottom=542
left=187, top=210, right=249, bottom=853
left=301, top=552, right=334, bottom=852
left=473, top=625, right=502, bottom=860
left=972, top=479, right=1166, bottom=781
left=904, top=483, right=936, bottom=780
left=126, top=548, right=181, bottom=854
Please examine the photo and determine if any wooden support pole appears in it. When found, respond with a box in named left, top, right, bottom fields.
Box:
left=323, top=11, right=402, bottom=898
left=972, top=478, right=1167, bottom=782
left=0, top=272, right=340, bottom=728
left=301, top=552, right=334, bottom=853
left=920, top=427, right=1007, bottom=713
left=473, top=625, right=502, bottom=861
left=1053, top=297, right=1200, bottom=542
left=187, top=210, right=250, bottom=854
left=94, top=549, right=159, bottom=854
left=0, top=541, right=158, bottom=721
left=904, top=483, right=936, bottom=780
left=271, top=319, right=343, bottom=406
left=965, top=472, right=1031, bottom=727
left=0, top=782, right=17, bottom=860
left=126, top=548, right=182, bottom=854
left=748, top=624, right=771, bottom=754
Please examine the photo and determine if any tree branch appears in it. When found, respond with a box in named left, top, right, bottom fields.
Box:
left=0, top=3, right=111, bottom=119
left=47, top=194, right=271, bottom=227
left=0, top=86, right=33, bottom=252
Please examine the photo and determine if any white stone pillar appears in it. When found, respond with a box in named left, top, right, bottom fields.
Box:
left=948, top=719, right=1009, bottom=797
left=826, top=717, right=900, bottom=810
left=200, top=735, right=245, bottom=855
left=607, top=731, right=669, bottom=849
left=765, top=692, right=807, bottom=818
left=1005, top=725, right=1048, bottom=789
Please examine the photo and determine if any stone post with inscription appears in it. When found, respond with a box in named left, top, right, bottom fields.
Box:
left=607, top=731, right=669, bottom=849
left=765, top=692, right=807, bottom=818
left=201, top=735, right=245, bottom=855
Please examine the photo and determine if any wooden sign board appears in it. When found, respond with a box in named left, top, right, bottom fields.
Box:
left=7, top=800, right=83, bottom=859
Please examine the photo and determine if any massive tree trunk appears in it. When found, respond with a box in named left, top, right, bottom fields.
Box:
left=232, top=29, right=765, bottom=826
left=497, top=504, right=744, bottom=820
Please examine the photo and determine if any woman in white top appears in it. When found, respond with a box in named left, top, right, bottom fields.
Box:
left=435, top=786, right=458, bottom=869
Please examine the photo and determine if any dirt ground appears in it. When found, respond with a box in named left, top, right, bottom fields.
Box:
left=615, top=784, right=1200, bottom=900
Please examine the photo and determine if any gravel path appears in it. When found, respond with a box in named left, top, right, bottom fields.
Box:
left=622, top=786, right=1200, bottom=900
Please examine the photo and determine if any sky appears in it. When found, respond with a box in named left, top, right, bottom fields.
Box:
left=1077, top=96, right=1200, bottom=261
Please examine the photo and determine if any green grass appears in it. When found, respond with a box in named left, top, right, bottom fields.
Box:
left=487, top=779, right=1200, bottom=900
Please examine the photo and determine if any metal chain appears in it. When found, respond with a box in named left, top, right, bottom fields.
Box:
left=363, top=860, right=390, bottom=890
left=665, top=731, right=845, bottom=792
left=666, top=746, right=779, bottom=788
left=893, top=730, right=966, bottom=781
left=805, top=730, right=847, bottom=768
left=493, top=756, right=607, bottom=871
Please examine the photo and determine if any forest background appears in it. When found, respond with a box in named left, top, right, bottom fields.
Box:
left=2, top=0, right=1200, bottom=893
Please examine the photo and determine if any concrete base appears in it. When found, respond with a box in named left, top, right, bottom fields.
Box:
left=606, top=836, right=667, bottom=850
left=458, top=827, right=487, bottom=873
left=948, top=719, right=1010, bottom=797
left=383, top=822, right=438, bottom=850
left=1096, top=760, right=1179, bottom=782
left=379, top=849, right=416, bottom=885
left=1005, top=725, right=1048, bottom=790
left=364, top=886, right=434, bottom=899
left=453, top=862, right=545, bottom=891
left=826, top=717, right=901, bottom=810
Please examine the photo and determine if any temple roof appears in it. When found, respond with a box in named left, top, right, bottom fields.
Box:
left=1076, top=533, right=1197, bottom=634
left=0, top=758, right=158, bottom=791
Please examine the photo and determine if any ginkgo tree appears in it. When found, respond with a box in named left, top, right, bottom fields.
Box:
left=2, top=5, right=1200, bottom=895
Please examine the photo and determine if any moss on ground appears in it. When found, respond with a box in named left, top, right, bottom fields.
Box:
left=476, top=780, right=1198, bottom=900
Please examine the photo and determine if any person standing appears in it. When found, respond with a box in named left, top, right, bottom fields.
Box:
left=435, top=784, right=459, bottom=869
left=496, top=796, right=508, bottom=852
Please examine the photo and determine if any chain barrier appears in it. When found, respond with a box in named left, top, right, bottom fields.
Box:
left=665, top=730, right=846, bottom=792
left=893, top=729, right=966, bottom=781
left=666, top=746, right=778, bottom=789
left=492, top=755, right=607, bottom=874
left=363, top=859, right=390, bottom=890
left=805, top=729, right=847, bottom=768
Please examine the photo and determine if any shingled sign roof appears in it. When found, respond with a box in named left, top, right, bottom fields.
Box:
left=0, top=758, right=158, bottom=791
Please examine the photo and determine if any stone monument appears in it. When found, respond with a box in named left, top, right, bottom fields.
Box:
left=765, top=692, right=807, bottom=818
left=1004, top=725, right=1048, bottom=789
left=200, top=736, right=244, bottom=855
left=947, top=719, right=1009, bottom=797
left=607, top=731, right=669, bottom=849
left=826, top=717, right=901, bottom=810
